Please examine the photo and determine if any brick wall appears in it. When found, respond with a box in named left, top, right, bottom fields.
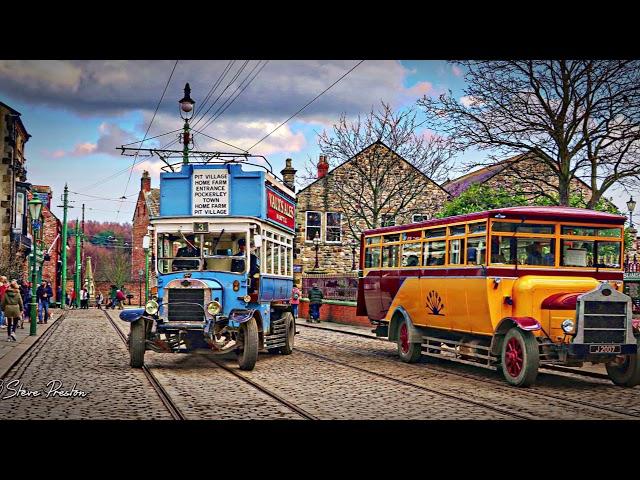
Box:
left=39, top=201, right=61, bottom=297
left=298, top=299, right=371, bottom=327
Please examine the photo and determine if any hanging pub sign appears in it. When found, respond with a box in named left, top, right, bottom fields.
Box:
left=266, top=188, right=295, bottom=229
left=192, top=169, right=229, bottom=216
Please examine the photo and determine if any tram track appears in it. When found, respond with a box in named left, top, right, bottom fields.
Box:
left=297, top=327, right=640, bottom=420
left=104, top=310, right=315, bottom=420
left=103, top=310, right=186, bottom=420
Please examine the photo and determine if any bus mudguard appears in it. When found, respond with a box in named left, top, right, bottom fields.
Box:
left=388, top=307, right=422, bottom=343
left=495, top=316, right=541, bottom=334
left=119, top=309, right=146, bottom=322
left=229, top=309, right=256, bottom=324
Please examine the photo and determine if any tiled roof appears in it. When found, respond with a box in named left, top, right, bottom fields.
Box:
left=444, top=154, right=525, bottom=198
left=145, top=189, right=160, bottom=217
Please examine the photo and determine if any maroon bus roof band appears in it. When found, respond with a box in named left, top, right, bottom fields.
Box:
left=364, top=206, right=626, bottom=236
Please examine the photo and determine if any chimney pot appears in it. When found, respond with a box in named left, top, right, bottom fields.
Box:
left=141, top=170, right=151, bottom=192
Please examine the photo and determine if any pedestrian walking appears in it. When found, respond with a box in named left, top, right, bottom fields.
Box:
left=308, top=283, right=324, bottom=323
left=0, top=276, right=8, bottom=329
left=36, top=281, right=53, bottom=324
left=108, top=285, right=117, bottom=309
left=290, top=283, right=301, bottom=319
left=1, top=281, right=23, bottom=342
left=80, top=288, right=89, bottom=309
left=19, top=281, right=30, bottom=329
left=95, top=291, right=103, bottom=309
left=70, top=288, right=77, bottom=309
left=116, top=287, right=126, bottom=310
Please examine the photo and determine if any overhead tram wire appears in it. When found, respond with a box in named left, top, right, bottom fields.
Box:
left=248, top=60, right=365, bottom=152
left=120, top=129, right=182, bottom=147
left=197, top=60, right=269, bottom=133
left=190, top=60, right=235, bottom=124
left=116, top=60, right=179, bottom=221
left=190, top=60, right=250, bottom=130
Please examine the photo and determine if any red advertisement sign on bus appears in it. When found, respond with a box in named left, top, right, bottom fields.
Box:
left=267, top=189, right=295, bottom=229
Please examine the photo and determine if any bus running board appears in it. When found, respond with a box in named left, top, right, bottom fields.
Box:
left=421, top=335, right=499, bottom=371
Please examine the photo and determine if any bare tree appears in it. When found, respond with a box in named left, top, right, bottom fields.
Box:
left=418, top=60, right=640, bottom=207
left=301, top=102, right=452, bottom=240
left=100, top=250, right=130, bottom=287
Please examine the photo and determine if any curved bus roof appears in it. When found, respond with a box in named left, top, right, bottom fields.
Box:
left=364, top=206, right=626, bottom=236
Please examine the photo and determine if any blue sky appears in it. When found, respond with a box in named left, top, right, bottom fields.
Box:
left=0, top=60, right=632, bottom=224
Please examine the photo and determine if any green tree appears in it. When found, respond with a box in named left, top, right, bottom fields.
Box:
left=436, top=184, right=529, bottom=218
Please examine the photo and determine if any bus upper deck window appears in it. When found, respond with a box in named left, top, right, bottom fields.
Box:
left=468, top=222, right=486, bottom=234
left=492, top=222, right=554, bottom=235
left=425, top=228, right=446, bottom=238
left=449, top=225, right=465, bottom=236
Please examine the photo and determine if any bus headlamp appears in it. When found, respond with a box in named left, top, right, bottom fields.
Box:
left=243, top=295, right=252, bottom=303
left=207, top=301, right=221, bottom=316
left=145, top=300, right=159, bottom=315
left=561, top=319, right=575, bottom=334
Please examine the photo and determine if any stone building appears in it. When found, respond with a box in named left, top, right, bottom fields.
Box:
left=444, top=154, right=598, bottom=203
left=0, top=101, right=31, bottom=277
left=293, top=141, right=450, bottom=282
left=131, top=171, right=159, bottom=286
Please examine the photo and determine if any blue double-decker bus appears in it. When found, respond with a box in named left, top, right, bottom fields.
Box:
left=120, top=159, right=297, bottom=370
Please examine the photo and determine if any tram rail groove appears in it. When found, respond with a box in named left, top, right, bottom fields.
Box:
left=295, top=347, right=529, bottom=420
left=102, top=310, right=186, bottom=421
left=1, top=311, right=67, bottom=380
left=297, top=324, right=614, bottom=382
left=205, top=357, right=318, bottom=420
left=298, top=335, right=640, bottom=420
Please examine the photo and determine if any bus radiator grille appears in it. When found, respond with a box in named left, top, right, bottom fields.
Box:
left=168, top=288, right=205, bottom=322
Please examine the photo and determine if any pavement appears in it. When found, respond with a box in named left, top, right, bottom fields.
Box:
left=0, top=310, right=64, bottom=378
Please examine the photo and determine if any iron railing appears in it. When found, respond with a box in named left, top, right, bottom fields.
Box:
left=302, top=273, right=358, bottom=301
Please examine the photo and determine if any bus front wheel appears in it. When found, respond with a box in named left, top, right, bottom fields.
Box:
left=129, top=319, right=146, bottom=368
left=606, top=352, right=640, bottom=387
left=500, top=328, right=539, bottom=387
left=237, top=317, right=259, bottom=371
left=397, top=320, right=421, bottom=363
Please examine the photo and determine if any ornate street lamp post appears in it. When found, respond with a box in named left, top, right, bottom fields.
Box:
left=178, top=83, right=195, bottom=165
left=143, top=234, right=151, bottom=303
left=627, top=196, right=636, bottom=228
left=313, top=234, right=321, bottom=269
left=350, top=238, right=358, bottom=271
left=138, top=269, right=144, bottom=306
left=28, top=197, right=43, bottom=336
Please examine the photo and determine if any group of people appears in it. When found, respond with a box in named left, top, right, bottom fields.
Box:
left=290, top=282, right=324, bottom=323
left=0, top=277, right=54, bottom=342
left=66, top=285, right=127, bottom=310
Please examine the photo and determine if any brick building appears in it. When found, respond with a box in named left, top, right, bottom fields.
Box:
left=0, top=101, right=32, bottom=278
left=30, top=185, right=62, bottom=300
left=131, top=171, right=159, bottom=286
left=294, top=141, right=450, bottom=282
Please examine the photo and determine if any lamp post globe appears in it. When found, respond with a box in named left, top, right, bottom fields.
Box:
left=28, top=197, right=43, bottom=336
left=178, top=83, right=196, bottom=119
left=628, top=196, right=637, bottom=228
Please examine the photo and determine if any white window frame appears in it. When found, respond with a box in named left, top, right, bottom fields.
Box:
left=305, top=210, right=322, bottom=243
left=412, top=213, right=429, bottom=223
left=325, top=212, right=342, bottom=244
left=261, top=226, right=293, bottom=277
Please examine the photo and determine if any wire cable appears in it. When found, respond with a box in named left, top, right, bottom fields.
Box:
left=248, top=60, right=364, bottom=152
left=191, top=60, right=235, bottom=124
left=116, top=60, right=179, bottom=221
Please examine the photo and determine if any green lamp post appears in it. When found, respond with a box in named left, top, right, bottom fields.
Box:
left=28, top=197, right=43, bottom=336
left=143, top=233, right=151, bottom=303
left=178, top=83, right=195, bottom=165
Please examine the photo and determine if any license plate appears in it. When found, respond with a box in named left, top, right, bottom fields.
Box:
left=589, top=344, right=621, bottom=354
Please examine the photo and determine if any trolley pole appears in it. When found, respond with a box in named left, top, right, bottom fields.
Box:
left=74, top=219, right=82, bottom=308
left=58, top=184, right=70, bottom=309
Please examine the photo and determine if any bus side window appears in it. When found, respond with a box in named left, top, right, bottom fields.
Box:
left=467, top=237, right=486, bottom=265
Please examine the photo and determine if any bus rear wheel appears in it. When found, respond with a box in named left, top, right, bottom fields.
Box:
left=129, top=319, right=146, bottom=368
left=606, top=352, right=640, bottom=387
left=500, top=328, right=539, bottom=387
left=397, top=320, right=421, bottom=363
left=237, top=317, right=258, bottom=371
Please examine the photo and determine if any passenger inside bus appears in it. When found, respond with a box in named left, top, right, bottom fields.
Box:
left=231, top=238, right=260, bottom=292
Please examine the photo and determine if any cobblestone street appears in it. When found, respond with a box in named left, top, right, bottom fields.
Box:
left=1, top=309, right=639, bottom=420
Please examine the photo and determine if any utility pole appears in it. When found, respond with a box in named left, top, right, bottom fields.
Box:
left=74, top=219, right=82, bottom=308
left=81, top=203, right=85, bottom=288
left=178, top=83, right=195, bottom=165
left=57, top=184, right=72, bottom=309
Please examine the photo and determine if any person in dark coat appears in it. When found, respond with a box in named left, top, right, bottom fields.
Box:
left=36, top=281, right=53, bottom=324
left=308, top=283, right=324, bottom=323
left=2, top=281, right=24, bottom=341
left=173, top=235, right=201, bottom=271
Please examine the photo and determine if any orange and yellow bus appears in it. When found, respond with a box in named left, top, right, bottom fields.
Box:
left=356, top=206, right=640, bottom=387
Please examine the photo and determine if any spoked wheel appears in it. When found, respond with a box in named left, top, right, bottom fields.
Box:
left=237, top=317, right=259, bottom=371
left=606, top=351, right=640, bottom=387
left=501, top=328, right=539, bottom=387
left=397, top=320, right=421, bottom=363
left=129, top=319, right=146, bottom=368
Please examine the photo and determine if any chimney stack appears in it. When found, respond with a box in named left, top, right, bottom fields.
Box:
left=141, top=170, right=151, bottom=193
left=280, top=158, right=297, bottom=192
left=317, top=155, right=329, bottom=179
